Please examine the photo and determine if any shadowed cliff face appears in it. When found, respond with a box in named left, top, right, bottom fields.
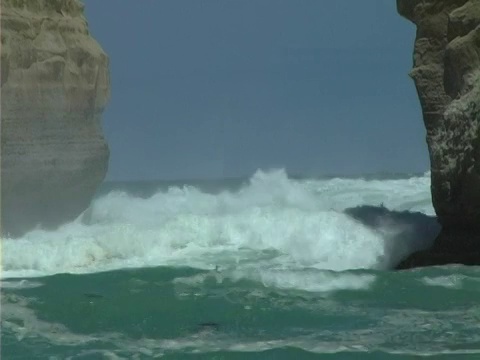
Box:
left=1, top=0, right=110, bottom=237
left=397, top=0, right=480, bottom=267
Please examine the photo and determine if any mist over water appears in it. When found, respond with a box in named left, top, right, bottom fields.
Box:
left=2, top=169, right=438, bottom=284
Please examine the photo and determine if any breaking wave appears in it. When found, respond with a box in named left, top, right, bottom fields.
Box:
left=2, top=169, right=439, bottom=282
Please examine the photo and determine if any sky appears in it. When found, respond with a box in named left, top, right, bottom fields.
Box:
left=83, top=0, right=428, bottom=181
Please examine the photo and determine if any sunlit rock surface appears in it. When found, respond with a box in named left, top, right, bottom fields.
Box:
left=1, top=0, right=110, bottom=236
left=396, top=0, right=480, bottom=269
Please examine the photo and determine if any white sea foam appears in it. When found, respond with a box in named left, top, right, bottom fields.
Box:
left=2, top=169, right=437, bottom=285
left=172, top=267, right=376, bottom=294
left=422, top=275, right=465, bottom=289
left=0, top=280, right=44, bottom=289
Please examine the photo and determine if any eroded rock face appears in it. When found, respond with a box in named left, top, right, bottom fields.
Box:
left=1, top=0, right=110, bottom=237
left=396, top=0, right=480, bottom=267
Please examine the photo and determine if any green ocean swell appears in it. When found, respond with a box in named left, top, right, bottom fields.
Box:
left=3, top=265, right=480, bottom=359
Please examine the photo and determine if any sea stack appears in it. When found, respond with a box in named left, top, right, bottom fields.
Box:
left=396, top=0, right=480, bottom=269
left=1, top=0, right=110, bottom=237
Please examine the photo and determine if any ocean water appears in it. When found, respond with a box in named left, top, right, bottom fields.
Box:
left=3, top=169, right=480, bottom=359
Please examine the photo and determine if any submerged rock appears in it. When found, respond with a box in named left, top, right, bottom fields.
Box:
left=396, top=0, right=480, bottom=269
left=1, top=0, right=110, bottom=237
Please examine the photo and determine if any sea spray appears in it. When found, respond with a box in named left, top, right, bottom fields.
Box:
left=2, top=169, right=437, bottom=279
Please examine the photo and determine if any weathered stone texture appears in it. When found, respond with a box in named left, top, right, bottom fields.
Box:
left=398, top=0, right=480, bottom=229
left=397, top=0, right=480, bottom=268
left=1, top=0, right=110, bottom=236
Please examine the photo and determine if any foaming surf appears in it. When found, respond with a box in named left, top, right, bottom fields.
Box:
left=2, top=169, right=438, bottom=283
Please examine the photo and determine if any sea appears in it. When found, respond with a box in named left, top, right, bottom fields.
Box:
left=3, top=169, right=480, bottom=359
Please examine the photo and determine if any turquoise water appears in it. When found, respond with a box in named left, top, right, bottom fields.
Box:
left=3, top=170, right=479, bottom=358
left=4, top=266, right=480, bottom=358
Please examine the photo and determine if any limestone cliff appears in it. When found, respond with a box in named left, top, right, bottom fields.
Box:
left=1, top=0, right=110, bottom=236
left=396, top=0, right=480, bottom=268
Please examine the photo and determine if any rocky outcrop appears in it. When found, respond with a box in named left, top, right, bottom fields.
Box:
left=1, top=0, right=110, bottom=237
left=396, top=0, right=480, bottom=269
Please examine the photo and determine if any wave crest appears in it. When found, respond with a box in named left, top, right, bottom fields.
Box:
left=2, top=169, right=436, bottom=281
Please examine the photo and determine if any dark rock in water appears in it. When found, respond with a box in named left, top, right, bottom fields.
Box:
left=396, top=229, right=480, bottom=269
left=344, top=205, right=438, bottom=235
left=396, top=0, right=480, bottom=268
left=344, top=205, right=440, bottom=269
left=1, top=0, right=110, bottom=237
left=396, top=251, right=480, bottom=270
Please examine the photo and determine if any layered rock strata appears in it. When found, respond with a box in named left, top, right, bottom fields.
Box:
left=1, top=0, right=110, bottom=237
left=396, top=0, right=480, bottom=269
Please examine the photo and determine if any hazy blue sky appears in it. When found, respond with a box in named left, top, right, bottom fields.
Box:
left=84, top=0, right=427, bottom=181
